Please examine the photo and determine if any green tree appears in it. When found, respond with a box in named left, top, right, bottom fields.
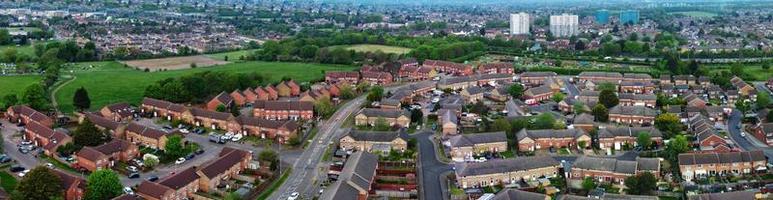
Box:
left=73, top=119, right=111, bottom=147
left=592, top=104, right=609, bottom=122
left=12, top=166, right=63, bottom=200
left=374, top=117, right=390, bottom=131
left=551, top=92, right=565, bottom=103
left=757, top=92, right=770, bottom=109
left=85, top=169, right=123, bottom=200
left=599, top=89, right=619, bottom=108
left=730, top=62, right=743, bottom=76
left=582, top=177, right=596, bottom=192
left=735, top=98, right=752, bottom=114
left=339, top=85, right=355, bottom=99
left=637, top=132, right=652, bottom=149
left=492, top=118, right=512, bottom=132
left=2, top=48, right=17, bottom=63
left=258, top=150, right=279, bottom=170
left=73, top=87, right=91, bottom=111
left=216, top=104, right=226, bottom=112
left=313, top=97, right=335, bottom=118
left=573, top=101, right=587, bottom=114
left=367, top=85, right=384, bottom=102
left=578, top=141, right=587, bottom=149
left=667, top=134, right=690, bottom=156
left=144, top=155, right=159, bottom=168
left=655, top=113, right=682, bottom=138
left=410, top=109, right=423, bottom=124
left=533, top=113, right=555, bottom=129
left=768, top=109, right=773, bottom=122
left=2, top=94, right=18, bottom=108
left=224, top=192, right=242, bottom=200
left=21, top=83, right=49, bottom=111
left=164, top=135, right=186, bottom=158
left=763, top=62, right=770, bottom=70
left=508, top=84, right=524, bottom=99
left=624, top=172, right=657, bottom=195
left=597, top=82, right=617, bottom=91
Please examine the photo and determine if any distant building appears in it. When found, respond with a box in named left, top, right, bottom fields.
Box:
left=620, top=10, right=640, bottom=24
left=509, top=12, right=530, bottom=35
left=549, top=14, right=578, bottom=37
left=595, top=9, right=610, bottom=24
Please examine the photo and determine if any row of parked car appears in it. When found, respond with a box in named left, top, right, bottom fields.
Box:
left=208, top=132, right=244, bottom=143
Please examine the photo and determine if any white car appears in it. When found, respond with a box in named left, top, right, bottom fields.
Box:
left=45, top=163, right=54, bottom=168
left=127, top=166, right=138, bottom=172
left=231, top=134, right=243, bottom=142
left=175, top=157, right=186, bottom=165
left=18, top=169, right=29, bottom=177
left=123, top=187, right=134, bottom=195
left=288, top=192, right=300, bottom=200
left=741, top=132, right=746, bottom=137
left=179, top=129, right=189, bottom=134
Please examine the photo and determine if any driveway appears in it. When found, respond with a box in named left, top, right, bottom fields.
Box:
left=0, top=120, right=41, bottom=170
left=415, top=131, right=453, bottom=200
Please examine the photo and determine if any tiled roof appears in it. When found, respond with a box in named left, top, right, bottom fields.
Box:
left=516, top=129, right=586, bottom=141
left=190, top=108, right=233, bottom=121
left=253, top=100, right=313, bottom=111
left=159, top=166, right=200, bottom=190
left=678, top=151, right=766, bottom=165
left=320, top=151, right=378, bottom=200
left=492, top=189, right=548, bottom=200
left=127, top=123, right=167, bottom=139
left=199, top=148, right=249, bottom=179
left=357, top=108, right=409, bottom=119
left=84, top=112, right=120, bottom=130
left=94, top=139, right=133, bottom=155
left=455, top=156, right=559, bottom=177
left=608, top=105, right=657, bottom=117
left=448, top=131, right=507, bottom=147
left=136, top=181, right=173, bottom=199
left=598, top=127, right=662, bottom=138
left=77, top=146, right=106, bottom=161
left=343, top=130, right=405, bottom=143
left=573, top=156, right=660, bottom=175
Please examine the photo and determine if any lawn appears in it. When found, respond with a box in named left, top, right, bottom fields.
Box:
left=206, top=49, right=254, bottom=61
left=55, top=61, right=356, bottom=113
left=0, top=75, right=41, bottom=99
left=334, top=44, right=412, bottom=54
left=705, top=64, right=772, bottom=81
left=0, top=171, right=16, bottom=192
left=669, top=11, right=718, bottom=18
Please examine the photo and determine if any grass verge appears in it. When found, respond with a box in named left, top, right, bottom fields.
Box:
left=40, top=154, right=79, bottom=173
left=256, top=168, right=292, bottom=200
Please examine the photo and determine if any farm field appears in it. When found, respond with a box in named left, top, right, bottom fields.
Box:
left=0, top=44, right=37, bottom=58
left=206, top=49, right=253, bottom=61
left=121, top=55, right=229, bottom=70
left=54, top=61, right=356, bottom=113
left=336, top=44, right=412, bottom=54
left=669, top=11, right=718, bottom=18
left=0, top=75, right=41, bottom=99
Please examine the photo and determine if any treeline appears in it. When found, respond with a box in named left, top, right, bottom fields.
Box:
left=409, top=41, right=485, bottom=61
left=144, top=71, right=266, bottom=104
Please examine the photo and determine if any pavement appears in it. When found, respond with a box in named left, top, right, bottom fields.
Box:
left=0, top=120, right=43, bottom=170
left=415, top=131, right=453, bottom=200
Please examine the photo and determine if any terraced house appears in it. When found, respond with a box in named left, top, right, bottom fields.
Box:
left=518, top=72, right=557, bottom=86
left=423, top=59, right=473, bottom=76
left=140, top=97, right=188, bottom=120
left=608, top=105, right=657, bottom=125
left=678, top=151, right=768, bottom=181
left=99, top=102, right=134, bottom=121
left=325, top=71, right=360, bottom=84
left=234, top=115, right=299, bottom=143
left=598, top=127, right=663, bottom=151
left=75, top=139, right=138, bottom=172
left=196, top=147, right=252, bottom=192
left=478, top=62, right=514, bottom=74
left=320, top=151, right=378, bottom=200
left=181, top=108, right=236, bottom=130
left=354, top=108, right=411, bottom=127
left=445, top=131, right=508, bottom=161
left=207, top=91, right=234, bottom=111
left=338, top=130, right=408, bottom=153
left=515, top=129, right=590, bottom=151
left=454, top=156, right=560, bottom=189
left=24, top=120, right=71, bottom=155
left=571, top=156, right=661, bottom=184
left=125, top=123, right=169, bottom=150
left=6, top=105, right=53, bottom=127
left=618, top=93, right=657, bottom=108
left=252, top=100, right=314, bottom=120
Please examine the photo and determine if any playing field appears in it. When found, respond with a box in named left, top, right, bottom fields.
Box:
left=54, top=61, right=356, bottom=113
left=669, top=11, right=718, bottom=18
left=121, top=55, right=229, bottom=70
left=338, top=44, right=412, bottom=54
left=0, top=75, right=41, bottom=98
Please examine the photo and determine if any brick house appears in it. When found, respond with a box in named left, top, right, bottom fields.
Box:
left=730, top=76, right=756, bottom=96
left=181, top=108, right=236, bottom=131
left=445, top=131, right=508, bottom=161
left=752, top=123, right=773, bottom=146
left=234, top=115, right=298, bottom=143
left=75, top=139, right=138, bottom=172
left=678, top=151, right=767, bottom=181
left=140, top=97, right=188, bottom=120
left=518, top=72, right=557, bottom=86
left=24, top=121, right=71, bottom=155
left=253, top=87, right=271, bottom=101
left=325, top=71, right=360, bottom=84
left=623, top=73, right=654, bottom=82
left=423, top=59, right=473, bottom=76
left=241, top=87, right=259, bottom=103
left=157, top=167, right=200, bottom=199
left=99, top=102, right=133, bottom=122
left=515, top=129, right=590, bottom=151
left=361, top=71, right=393, bottom=85
left=619, top=81, right=656, bottom=94
left=263, top=86, right=280, bottom=100
left=397, top=58, right=418, bottom=68
left=207, top=91, right=234, bottom=111
left=598, top=127, right=663, bottom=151
left=284, top=80, right=301, bottom=96
left=684, top=93, right=707, bottom=109
left=460, top=86, right=487, bottom=103
left=125, top=123, right=169, bottom=150
left=571, top=156, right=661, bottom=184
left=54, top=169, right=86, bottom=200
left=298, top=90, right=330, bottom=103
left=399, top=65, right=437, bottom=81
left=454, top=156, right=559, bottom=188
left=196, top=147, right=252, bottom=193
left=572, top=113, right=596, bottom=132
left=320, top=151, right=378, bottom=200
left=82, top=112, right=126, bottom=138
left=674, top=75, right=696, bottom=85
left=338, top=130, right=408, bottom=153
left=493, top=189, right=550, bottom=200
left=689, top=115, right=727, bottom=151
left=137, top=181, right=176, bottom=200
left=440, top=109, right=459, bottom=135
left=354, top=108, right=411, bottom=127
left=6, top=105, right=52, bottom=127
left=522, top=86, right=554, bottom=105
left=578, top=72, right=623, bottom=83
left=229, top=90, right=247, bottom=106
left=478, top=62, right=514, bottom=74
left=617, top=93, right=656, bottom=108
left=275, top=80, right=299, bottom=97
left=252, top=100, right=314, bottom=120
left=608, top=105, right=657, bottom=125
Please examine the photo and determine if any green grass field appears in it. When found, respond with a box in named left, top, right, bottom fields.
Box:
left=706, top=64, right=772, bottom=81
left=0, top=171, right=17, bottom=192
left=335, top=44, right=412, bottom=54
left=669, top=11, right=718, bottom=18
left=0, top=75, right=41, bottom=98
left=206, top=49, right=254, bottom=61
left=0, top=44, right=37, bottom=58
left=54, top=61, right=356, bottom=113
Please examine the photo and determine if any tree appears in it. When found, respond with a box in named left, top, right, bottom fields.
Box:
left=592, top=104, right=609, bottom=122
left=763, top=62, right=770, bottom=70
left=224, top=192, right=242, bottom=200
left=73, top=119, right=111, bottom=147
left=164, top=135, right=186, bottom=159
left=655, top=113, right=682, bottom=138
left=492, top=118, right=512, bottom=132
left=624, top=172, right=657, bottom=195
left=21, top=83, right=49, bottom=111
left=258, top=150, right=279, bottom=170
left=667, top=134, right=690, bottom=156
left=508, top=84, right=524, bottom=99
left=573, top=101, right=587, bottom=114
left=637, top=132, right=652, bottom=149
left=768, top=109, right=773, bottom=122
left=597, top=82, right=616, bottom=92
left=410, top=109, right=423, bottom=124
left=13, top=166, right=63, bottom=200
left=2, top=94, right=18, bottom=108
left=367, top=85, right=384, bottom=102
left=757, top=92, right=770, bottom=109
left=339, top=85, right=355, bottom=99
left=2, top=48, right=17, bottom=63
left=216, top=104, right=226, bottom=112
left=735, top=98, right=751, bottom=114
left=533, top=113, right=555, bottom=129
left=73, top=87, right=91, bottom=111
left=56, top=143, right=79, bottom=156
left=730, top=62, right=743, bottom=76
left=374, top=117, right=390, bottom=131
left=85, top=169, right=123, bottom=200
left=599, top=89, right=619, bottom=108
left=582, top=177, right=596, bottom=192
left=552, top=92, right=565, bottom=103
left=313, top=97, right=335, bottom=118
left=578, top=141, right=587, bottom=149
left=230, top=103, right=240, bottom=117
left=143, top=155, right=159, bottom=168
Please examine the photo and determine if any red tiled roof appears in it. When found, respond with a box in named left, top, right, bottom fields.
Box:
left=198, top=148, right=249, bottom=179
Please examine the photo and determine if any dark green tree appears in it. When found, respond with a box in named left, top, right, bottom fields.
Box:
left=73, top=87, right=91, bottom=111
left=367, top=85, right=384, bottom=102
left=508, top=84, right=524, bottom=99
left=21, top=83, right=50, bottom=111
left=624, top=172, right=657, bottom=195
left=599, top=89, right=619, bottom=108
left=164, top=135, right=186, bottom=159
left=592, top=104, right=609, bottom=122
left=73, top=119, right=111, bottom=147
left=12, top=166, right=63, bottom=200
left=2, top=94, right=18, bottom=108
left=85, top=169, right=123, bottom=200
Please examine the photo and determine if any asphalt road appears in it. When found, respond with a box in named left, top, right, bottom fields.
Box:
left=0, top=120, right=42, bottom=170
left=415, top=131, right=453, bottom=200
left=726, top=110, right=773, bottom=165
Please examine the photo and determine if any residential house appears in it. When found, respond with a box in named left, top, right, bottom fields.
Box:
left=619, top=81, right=656, bottom=94
left=752, top=123, right=773, bottom=146
left=24, top=121, right=71, bottom=155
left=6, top=105, right=52, bottom=127
left=354, top=108, right=411, bottom=128
left=423, top=59, right=473, bottom=76
left=339, top=130, right=407, bottom=153
left=263, top=86, right=280, bottom=100
left=326, top=71, right=360, bottom=84
left=573, top=113, right=595, bottom=132
left=578, top=72, right=622, bottom=83
left=157, top=167, right=201, bottom=199
left=125, top=123, right=169, bottom=150
left=684, top=93, right=707, bottom=108
left=730, top=76, right=756, bottom=96
left=229, top=90, right=247, bottom=106
left=181, top=108, right=236, bottom=131
left=207, top=91, right=234, bottom=111
left=618, top=93, right=657, bottom=108
left=397, top=58, right=418, bottom=68
left=492, top=189, right=550, bottom=200
left=478, top=63, right=514, bottom=74
left=598, top=127, right=662, bottom=151
left=522, top=86, right=553, bottom=105
left=608, top=105, right=657, bottom=125
left=439, top=109, right=459, bottom=135
left=571, top=156, right=661, bottom=184
left=235, top=115, right=299, bottom=143
left=361, top=71, right=393, bottom=85
left=454, top=156, right=559, bottom=188
left=141, top=97, right=188, bottom=120
left=689, top=115, right=727, bottom=152
left=99, top=102, right=133, bottom=121
left=678, top=151, right=767, bottom=181
left=519, top=72, right=557, bottom=86
left=196, top=147, right=252, bottom=193
left=137, top=181, right=175, bottom=200
left=75, top=139, right=138, bottom=171
left=241, top=88, right=259, bottom=103
left=623, top=73, right=653, bottom=82
left=320, top=151, right=378, bottom=200
left=674, top=75, right=696, bottom=85
left=515, top=129, right=590, bottom=151
left=461, top=86, right=487, bottom=103
left=252, top=100, right=314, bottom=120
left=83, top=112, right=126, bottom=138
left=446, top=131, right=508, bottom=161
left=54, top=169, right=86, bottom=200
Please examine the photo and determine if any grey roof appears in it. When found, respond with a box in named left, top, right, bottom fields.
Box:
left=455, top=156, right=559, bottom=177
left=516, top=129, right=587, bottom=142
left=448, top=132, right=507, bottom=147
left=608, top=106, right=657, bottom=117
left=572, top=156, right=660, bottom=175
left=464, top=86, right=486, bottom=95
left=520, top=72, right=557, bottom=77
left=492, top=189, right=548, bottom=200
left=320, top=152, right=379, bottom=200
left=524, top=86, right=552, bottom=96
left=618, top=93, right=657, bottom=101
left=598, top=127, right=662, bottom=138
left=343, top=130, right=405, bottom=142
left=678, top=150, right=767, bottom=165
left=688, top=191, right=755, bottom=200
left=579, top=71, right=623, bottom=78
left=573, top=113, right=595, bottom=124
left=357, top=108, right=409, bottom=118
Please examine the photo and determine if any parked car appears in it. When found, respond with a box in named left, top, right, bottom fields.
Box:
left=127, top=166, right=138, bottom=173
left=45, top=163, right=54, bottom=168
left=231, top=134, right=243, bottom=142
left=175, top=157, right=186, bottom=165
left=288, top=192, right=300, bottom=200
left=128, top=173, right=140, bottom=179
left=123, top=187, right=134, bottom=195
left=195, top=149, right=205, bottom=155
left=185, top=154, right=195, bottom=160
left=193, top=128, right=205, bottom=134
left=209, top=134, right=226, bottom=143
left=147, top=176, right=159, bottom=182
left=9, top=165, right=25, bottom=172
left=162, top=125, right=173, bottom=130
left=18, top=169, right=30, bottom=177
